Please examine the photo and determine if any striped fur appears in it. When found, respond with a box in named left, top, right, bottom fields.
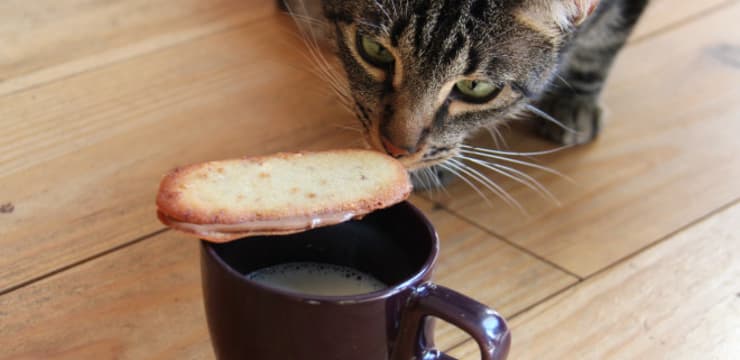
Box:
left=283, top=0, right=648, bottom=170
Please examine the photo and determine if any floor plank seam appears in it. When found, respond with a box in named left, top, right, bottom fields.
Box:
left=421, top=194, right=583, bottom=280
left=0, top=228, right=169, bottom=297
left=0, top=14, right=277, bottom=99
left=441, top=279, right=584, bottom=353
left=628, top=0, right=738, bottom=46
left=576, top=196, right=740, bottom=281
left=5, top=0, right=734, bottom=99
left=442, top=196, right=740, bottom=354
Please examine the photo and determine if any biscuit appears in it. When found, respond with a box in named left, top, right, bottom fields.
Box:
left=156, top=150, right=411, bottom=242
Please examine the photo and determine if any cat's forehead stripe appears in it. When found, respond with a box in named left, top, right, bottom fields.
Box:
left=412, top=2, right=430, bottom=56
left=465, top=47, right=481, bottom=75
left=389, top=16, right=410, bottom=47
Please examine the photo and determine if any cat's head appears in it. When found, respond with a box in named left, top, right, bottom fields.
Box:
left=318, top=0, right=598, bottom=170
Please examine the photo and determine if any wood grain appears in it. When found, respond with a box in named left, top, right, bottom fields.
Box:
left=0, top=0, right=274, bottom=96
left=412, top=198, right=577, bottom=351
left=0, top=0, right=736, bottom=359
left=0, top=231, right=212, bottom=360
left=1, top=0, right=732, bottom=298
left=629, top=0, right=735, bottom=41
left=0, top=196, right=575, bottom=359
left=447, top=201, right=740, bottom=360
left=0, top=16, right=357, bottom=293
left=436, top=2, right=740, bottom=276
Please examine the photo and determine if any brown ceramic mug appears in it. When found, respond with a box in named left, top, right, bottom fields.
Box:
left=200, top=201, right=510, bottom=360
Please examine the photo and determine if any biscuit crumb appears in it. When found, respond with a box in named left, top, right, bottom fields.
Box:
left=0, top=202, right=14, bottom=214
left=259, top=172, right=270, bottom=178
left=306, top=193, right=317, bottom=199
left=290, top=187, right=300, bottom=194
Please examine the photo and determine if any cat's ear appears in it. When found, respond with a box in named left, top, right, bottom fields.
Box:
left=522, top=0, right=600, bottom=32
left=552, top=0, right=600, bottom=28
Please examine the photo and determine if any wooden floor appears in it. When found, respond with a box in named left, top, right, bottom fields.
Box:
left=2, top=1, right=739, bottom=359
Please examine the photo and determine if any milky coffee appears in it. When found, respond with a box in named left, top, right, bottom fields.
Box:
left=246, top=262, right=387, bottom=296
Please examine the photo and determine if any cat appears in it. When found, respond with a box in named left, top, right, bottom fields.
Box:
left=281, top=0, right=648, bottom=190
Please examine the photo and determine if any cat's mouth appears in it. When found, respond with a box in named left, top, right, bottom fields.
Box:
left=364, top=132, right=456, bottom=171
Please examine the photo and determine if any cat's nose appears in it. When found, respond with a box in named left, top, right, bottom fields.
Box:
left=381, top=136, right=412, bottom=158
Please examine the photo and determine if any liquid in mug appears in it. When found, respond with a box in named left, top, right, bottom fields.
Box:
left=246, top=262, right=387, bottom=296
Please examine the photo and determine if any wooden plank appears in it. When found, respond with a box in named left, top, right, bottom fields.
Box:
left=630, top=0, right=734, bottom=41
left=0, top=231, right=212, bottom=360
left=447, top=201, right=740, bottom=359
left=1, top=0, right=734, bottom=293
left=435, top=1, right=740, bottom=276
left=412, top=198, right=576, bottom=350
left=0, top=0, right=724, bottom=96
left=0, top=196, right=575, bottom=359
left=0, top=16, right=358, bottom=293
left=0, top=0, right=275, bottom=96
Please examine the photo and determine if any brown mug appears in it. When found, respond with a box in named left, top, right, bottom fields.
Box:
left=200, top=201, right=510, bottom=360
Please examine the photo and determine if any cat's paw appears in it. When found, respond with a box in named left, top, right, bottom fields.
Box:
left=534, top=95, right=603, bottom=146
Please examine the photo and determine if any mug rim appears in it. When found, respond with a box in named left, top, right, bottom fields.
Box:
left=202, top=201, right=439, bottom=305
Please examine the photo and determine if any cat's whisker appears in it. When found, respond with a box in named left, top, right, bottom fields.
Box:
left=410, top=171, right=422, bottom=191
left=301, top=65, right=346, bottom=98
left=426, top=166, right=450, bottom=196
left=447, top=159, right=525, bottom=213
left=305, top=73, right=352, bottom=111
left=457, top=155, right=560, bottom=205
left=308, top=86, right=352, bottom=113
left=429, top=165, right=452, bottom=197
left=333, top=124, right=364, bottom=133
left=400, top=0, right=411, bottom=17
left=491, top=162, right=561, bottom=205
left=389, top=0, right=398, bottom=18
left=414, top=169, right=435, bottom=195
left=301, top=45, right=348, bottom=97
left=286, top=13, right=328, bottom=27
left=373, top=0, right=393, bottom=24
left=448, top=159, right=525, bottom=213
left=459, top=149, right=574, bottom=182
left=419, top=166, right=448, bottom=197
left=438, top=162, right=493, bottom=207
left=460, top=144, right=574, bottom=157
left=293, top=31, right=344, bottom=92
left=357, top=20, right=383, bottom=31
left=420, top=169, right=437, bottom=196
left=412, top=169, right=429, bottom=193
left=525, top=104, right=578, bottom=134
left=306, top=55, right=353, bottom=110
left=554, top=74, right=575, bottom=91
left=285, top=0, right=353, bottom=109
left=484, top=125, right=509, bottom=149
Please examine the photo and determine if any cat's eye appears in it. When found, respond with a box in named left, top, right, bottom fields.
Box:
left=358, top=35, right=395, bottom=67
left=453, top=79, right=503, bottom=104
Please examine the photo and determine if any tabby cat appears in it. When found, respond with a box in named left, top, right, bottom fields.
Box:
left=282, top=0, right=647, bottom=191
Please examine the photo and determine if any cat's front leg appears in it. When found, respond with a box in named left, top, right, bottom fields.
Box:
left=535, top=0, right=648, bottom=146
left=535, top=93, right=603, bottom=145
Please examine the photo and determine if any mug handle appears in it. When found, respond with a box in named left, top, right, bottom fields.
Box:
left=392, top=283, right=511, bottom=360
